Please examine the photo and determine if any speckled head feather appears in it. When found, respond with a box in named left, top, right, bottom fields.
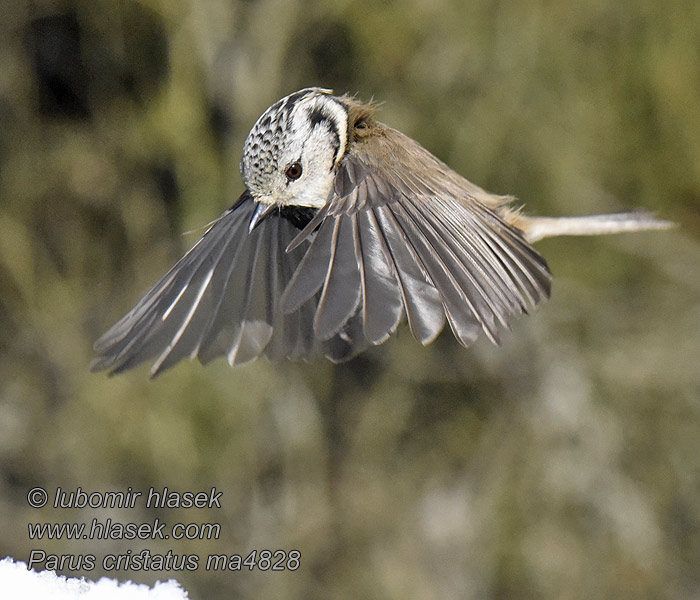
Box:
left=240, top=87, right=350, bottom=208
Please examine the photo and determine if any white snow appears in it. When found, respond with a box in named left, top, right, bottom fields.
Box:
left=0, top=557, right=189, bottom=600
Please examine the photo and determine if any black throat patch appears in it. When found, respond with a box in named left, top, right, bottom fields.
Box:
left=278, top=205, right=318, bottom=230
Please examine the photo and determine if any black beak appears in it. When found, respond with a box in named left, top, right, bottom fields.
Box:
left=248, top=202, right=277, bottom=233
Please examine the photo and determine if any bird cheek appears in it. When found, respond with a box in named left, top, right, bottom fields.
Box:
left=298, top=174, right=335, bottom=208
left=276, top=180, right=301, bottom=206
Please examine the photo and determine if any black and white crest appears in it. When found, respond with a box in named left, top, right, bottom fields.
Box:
left=240, top=88, right=348, bottom=206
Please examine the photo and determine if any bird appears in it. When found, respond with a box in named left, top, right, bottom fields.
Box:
left=91, top=87, right=672, bottom=377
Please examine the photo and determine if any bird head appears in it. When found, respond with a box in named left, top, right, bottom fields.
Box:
left=240, top=88, right=351, bottom=210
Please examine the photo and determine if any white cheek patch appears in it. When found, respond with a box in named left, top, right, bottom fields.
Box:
left=277, top=95, right=349, bottom=208
left=283, top=130, right=336, bottom=208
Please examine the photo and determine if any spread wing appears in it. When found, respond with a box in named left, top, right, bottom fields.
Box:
left=92, top=191, right=361, bottom=376
left=93, top=127, right=551, bottom=376
left=280, top=126, right=552, bottom=354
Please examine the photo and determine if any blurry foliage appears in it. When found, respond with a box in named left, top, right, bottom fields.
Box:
left=1, top=0, right=699, bottom=599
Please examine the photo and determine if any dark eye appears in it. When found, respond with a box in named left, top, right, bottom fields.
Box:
left=354, top=118, right=367, bottom=130
left=285, top=162, right=303, bottom=180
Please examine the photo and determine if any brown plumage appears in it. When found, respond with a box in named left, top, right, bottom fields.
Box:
left=92, top=88, right=671, bottom=376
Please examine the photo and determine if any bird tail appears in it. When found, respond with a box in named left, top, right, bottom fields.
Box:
left=512, top=212, right=674, bottom=243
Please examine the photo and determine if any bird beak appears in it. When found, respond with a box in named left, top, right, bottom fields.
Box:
left=248, top=202, right=277, bottom=233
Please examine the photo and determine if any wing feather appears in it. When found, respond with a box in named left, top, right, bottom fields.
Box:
left=92, top=193, right=311, bottom=375
left=265, top=227, right=317, bottom=361
left=227, top=217, right=275, bottom=365
left=469, top=202, right=551, bottom=305
left=425, top=197, right=528, bottom=318
left=370, top=204, right=446, bottom=344
left=93, top=118, right=554, bottom=374
left=195, top=205, right=266, bottom=365
left=355, top=209, right=404, bottom=344
left=399, top=194, right=503, bottom=343
left=283, top=126, right=552, bottom=353
left=93, top=201, right=246, bottom=374
left=313, top=215, right=362, bottom=340
left=385, top=198, right=484, bottom=345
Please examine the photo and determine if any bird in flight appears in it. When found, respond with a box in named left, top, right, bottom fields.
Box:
left=92, top=87, right=671, bottom=376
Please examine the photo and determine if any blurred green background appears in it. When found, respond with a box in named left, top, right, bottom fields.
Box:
left=1, top=0, right=699, bottom=598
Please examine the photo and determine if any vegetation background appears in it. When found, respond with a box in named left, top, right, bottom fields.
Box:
left=1, top=1, right=699, bottom=598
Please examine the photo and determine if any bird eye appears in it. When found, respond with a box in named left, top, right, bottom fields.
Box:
left=285, top=162, right=303, bottom=180
left=354, top=118, right=367, bottom=129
